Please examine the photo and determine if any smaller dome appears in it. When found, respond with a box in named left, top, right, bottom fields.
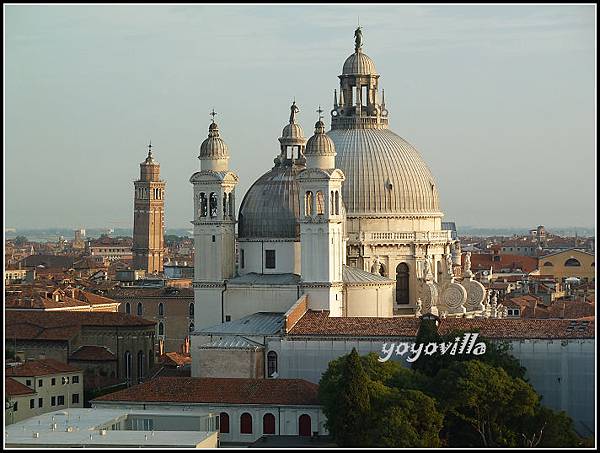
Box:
left=305, top=120, right=335, bottom=156
left=281, top=122, right=304, bottom=140
left=342, top=50, right=377, bottom=75
left=199, top=122, right=229, bottom=159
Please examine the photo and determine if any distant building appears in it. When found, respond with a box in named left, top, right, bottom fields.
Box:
left=5, top=311, right=156, bottom=390
left=132, top=143, right=165, bottom=274
left=538, top=248, right=595, bottom=283
left=88, top=237, right=133, bottom=262
left=73, top=228, right=86, bottom=249
left=5, top=359, right=84, bottom=424
left=107, top=286, right=194, bottom=355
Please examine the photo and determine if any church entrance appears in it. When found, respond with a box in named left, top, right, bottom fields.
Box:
left=395, top=263, right=409, bottom=304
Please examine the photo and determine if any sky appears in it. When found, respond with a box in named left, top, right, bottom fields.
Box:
left=4, top=4, right=596, bottom=231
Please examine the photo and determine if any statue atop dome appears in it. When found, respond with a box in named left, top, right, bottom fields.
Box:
left=354, top=26, right=363, bottom=51
left=289, top=101, right=299, bottom=124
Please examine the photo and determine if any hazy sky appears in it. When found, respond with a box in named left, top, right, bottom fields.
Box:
left=5, top=4, right=596, bottom=230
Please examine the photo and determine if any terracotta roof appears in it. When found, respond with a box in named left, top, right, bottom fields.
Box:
left=5, top=311, right=155, bottom=341
left=69, top=346, right=117, bottom=361
left=5, top=377, right=35, bottom=396
left=438, top=318, right=594, bottom=339
left=288, top=310, right=421, bottom=337
left=158, top=352, right=192, bottom=367
left=93, top=377, right=320, bottom=406
left=5, top=359, right=81, bottom=377
left=288, top=310, right=594, bottom=339
left=466, top=253, right=538, bottom=273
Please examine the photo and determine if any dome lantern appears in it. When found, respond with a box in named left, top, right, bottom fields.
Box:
left=305, top=106, right=336, bottom=169
left=278, top=101, right=307, bottom=166
left=198, top=110, right=230, bottom=172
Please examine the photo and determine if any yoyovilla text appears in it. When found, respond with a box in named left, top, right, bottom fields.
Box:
left=378, top=333, right=486, bottom=363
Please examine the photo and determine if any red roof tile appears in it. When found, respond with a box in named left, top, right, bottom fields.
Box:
left=5, top=311, right=155, bottom=341
left=5, top=359, right=81, bottom=377
left=288, top=310, right=594, bottom=339
left=69, top=346, right=117, bottom=361
left=5, top=377, right=35, bottom=396
left=93, top=377, right=320, bottom=406
left=288, top=310, right=421, bottom=337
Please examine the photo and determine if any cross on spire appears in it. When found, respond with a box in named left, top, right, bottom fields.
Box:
left=210, top=108, right=217, bottom=123
left=317, top=105, right=324, bottom=121
left=147, top=139, right=153, bottom=155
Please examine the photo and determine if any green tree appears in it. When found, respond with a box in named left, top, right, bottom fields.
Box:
left=430, top=360, right=538, bottom=447
left=319, top=348, right=371, bottom=446
left=319, top=350, right=442, bottom=447
left=517, top=405, right=581, bottom=447
left=14, top=235, right=28, bottom=246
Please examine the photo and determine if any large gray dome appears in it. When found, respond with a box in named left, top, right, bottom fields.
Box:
left=238, top=164, right=304, bottom=239
left=327, top=128, right=441, bottom=216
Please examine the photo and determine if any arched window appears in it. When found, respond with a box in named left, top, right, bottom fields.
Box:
left=240, top=413, right=253, bottom=434
left=223, top=193, right=228, bottom=216
left=330, top=190, right=335, bottom=214
left=305, top=191, right=313, bottom=216
left=543, top=262, right=554, bottom=267
left=137, top=351, right=144, bottom=383
left=189, top=322, right=195, bottom=332
left=125, top=302, right=131, bottom=314
left=335, top=191, right=340, bottom=215
left=263, top=413, right=276, bottom=435
left=158, top=303, right=164, bottom=316
left=137, top=302, right=143, bottom=316
left=267, top=351, right=278, bottom=377
left=565, top=258, right=581, bottom=267
left=299, top=414, right=312, bottom=437
left=189, top=303, right=194, bottom=317
left=219, top=413, right=230, bottom=433
left=199, top=193, right=207, bottom=217
left=124, top=351, right=132, bottom=384
left=228, top=193, right=234, bottom=217
left=316, top=191, right=325, bottom=215
left=158, top=321, right=164, bottom=336
left=209, top=192, right=218, bottom=217
left=395, top=263, right=409, bottom=305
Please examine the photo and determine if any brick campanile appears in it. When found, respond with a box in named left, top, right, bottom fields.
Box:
left=133, top=142, right=165, bottom=274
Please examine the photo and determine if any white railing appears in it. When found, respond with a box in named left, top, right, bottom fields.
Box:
left=366, top=230, right=452, bottom=242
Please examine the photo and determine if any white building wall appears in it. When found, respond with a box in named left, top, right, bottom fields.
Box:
left=91, top=402, right=327, bottom=443
left=238, top=240, right=301, bottom=275
left=224, top=285, right=299, bottom=322
left=193, top=287, right=225, bottom=330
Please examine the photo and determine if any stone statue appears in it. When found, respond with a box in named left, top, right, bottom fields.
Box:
left=415, top=298, right=423, bottom=317
left=289, top=101, right=299, bottom=123
left=446, top=253, right=454, bottom=278
left=423, top=258, right=432, bottom=281
left=464, top=251, right=472, bottom=276
left=371, top=256, right=382, bottom=275
left=354, top=26, right=363, bottom=50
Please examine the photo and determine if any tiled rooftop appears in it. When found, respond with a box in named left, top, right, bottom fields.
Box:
left=93, top=377, right=320, bottom=406
left=69, top=346, right=117, bottom=362
left=5, top=359, right=81, bottom=377
left=5, top=377, right=36, bottom=396
left=287, top=310, right=595, bottom=339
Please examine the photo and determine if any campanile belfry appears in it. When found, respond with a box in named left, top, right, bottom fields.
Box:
left=133, top=142, right=165, bottom=274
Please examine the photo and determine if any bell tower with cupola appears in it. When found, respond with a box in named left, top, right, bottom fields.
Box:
left=298, top=109, right=346, bottom=316
left=132, top=142, right=165, bottom=274
left=190, top=111, right=239, bottom=329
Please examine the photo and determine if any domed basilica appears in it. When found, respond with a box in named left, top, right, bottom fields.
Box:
left=190, top=28, right=489, bottom=331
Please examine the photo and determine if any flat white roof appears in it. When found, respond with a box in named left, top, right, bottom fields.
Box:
left=5, top=408, right=216, bottom=448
